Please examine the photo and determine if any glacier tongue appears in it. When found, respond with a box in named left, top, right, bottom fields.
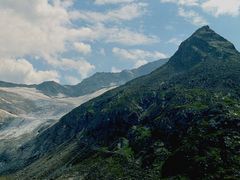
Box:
left=0, top=86, right=115, bottom=141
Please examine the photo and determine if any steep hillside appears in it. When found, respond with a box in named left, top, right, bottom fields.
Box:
left=6, top=26, right=240, bottom=179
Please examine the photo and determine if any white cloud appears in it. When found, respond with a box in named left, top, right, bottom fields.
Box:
left=71, top=3, right=147, bottom=23
left=112, top=47, right=167, bottom=68
left=0, top=0, right=97, bottom=83
left=69, top=3, right=157, bottom=46
left=134, top=60, right=148, bottom=68
left=39, top=56, right=95, bottom=80
left=160, top=1, right=207, bottom=26
left=69, top=4, right=156, bottom=46
left=95, top=0, right=134, bottom=5
left=75, top=24, right=159, bottom=46
left=113, top=47, right=167, bottom=60
left=160, top=0, right=199, bottom=6
left=104, top=26, right=159, bottom=45
left=65, top=76, right=80, bottom=85
left=0, top=0, right=155, bottom=55
left=161, top=0, right=240, bottom=17
left=0, top=58, right=59, bottom=84
left=0, top=0, right=76, bottom=59
left=201, top=0, right=240, bottom=17
left=74, top=42, right=92, bottom=55
left=111, top=67, right=122, bottom=73
left=58, top=59, right=95, bottom=79
left=167, top=38, right=182, bottom=46
left=178, top=8, right=208, bottom=26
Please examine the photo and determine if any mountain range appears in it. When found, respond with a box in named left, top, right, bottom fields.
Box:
left=0, top=59, right=168, bottom=97
left=1, top=26, right=240, bottom=179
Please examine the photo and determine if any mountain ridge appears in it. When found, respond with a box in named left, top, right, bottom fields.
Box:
left=0, top=59, right=168, bottom=97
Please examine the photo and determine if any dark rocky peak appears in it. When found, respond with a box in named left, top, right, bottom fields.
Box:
left=168, top=25, right=240, bottom=71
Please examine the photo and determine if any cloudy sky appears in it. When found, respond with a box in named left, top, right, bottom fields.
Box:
left=0, top=0, right=239, bottom=85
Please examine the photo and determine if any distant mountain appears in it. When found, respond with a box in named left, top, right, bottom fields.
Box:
left=69, top=59, right=168, bottom=97
left=0, top=81, right=34, bottom=88
left=36, top=81, right=71, bottom=97
left=0, top=59, right=168, bottom=97
left=4, top=26, right=240, bottom=179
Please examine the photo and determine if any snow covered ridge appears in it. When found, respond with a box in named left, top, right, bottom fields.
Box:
left=0, top=86, right=116, bottom=140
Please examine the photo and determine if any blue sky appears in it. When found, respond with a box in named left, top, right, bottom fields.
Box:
left=0, top=0, right=239, bottom=85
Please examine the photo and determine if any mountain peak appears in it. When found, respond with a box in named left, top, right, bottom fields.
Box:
left=191, top=25, right=227, bottom=42
left=168, top=26, right=239, bottom=71
left=36, top=81, right=67, bottom=97
left=194, top=25, right=210, bottom=32
left=192, top=25, right=218, bottom=39
left=38, top=81, right=59, bottom=85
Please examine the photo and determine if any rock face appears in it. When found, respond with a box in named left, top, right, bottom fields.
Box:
left=4, top=26, right=240, bottom=179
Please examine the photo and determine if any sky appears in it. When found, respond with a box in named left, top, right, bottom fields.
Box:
left=0, top=0, right=239, bottom=85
